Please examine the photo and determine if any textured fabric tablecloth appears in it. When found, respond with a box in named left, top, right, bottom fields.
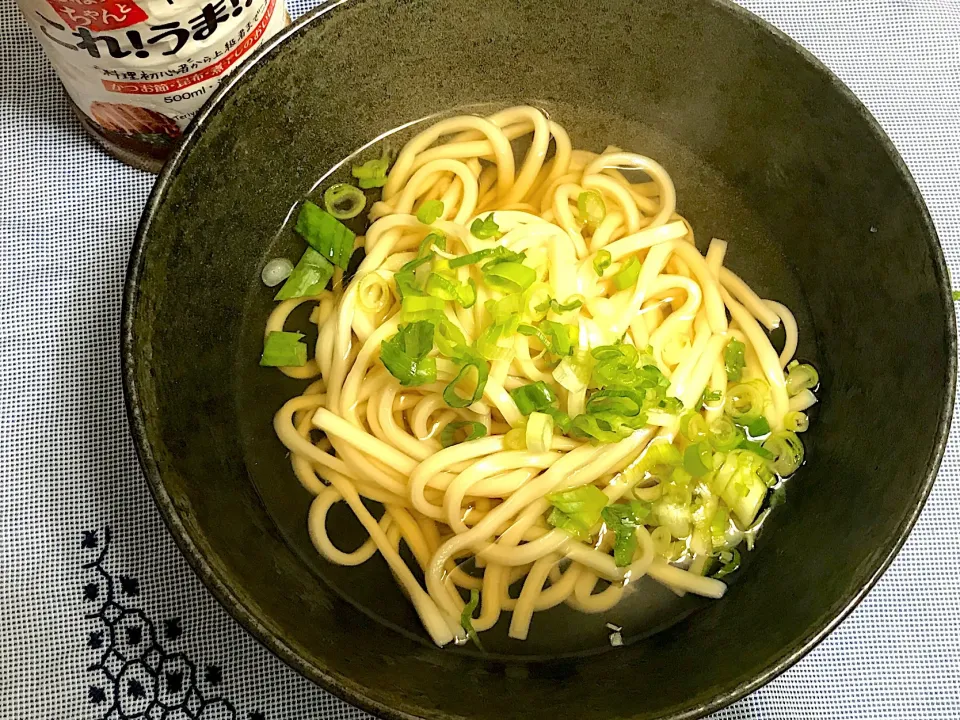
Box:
left=2, top=1, right=959, bottom=718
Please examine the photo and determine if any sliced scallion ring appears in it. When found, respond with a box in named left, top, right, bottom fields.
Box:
left=323, top=183, right=366, bottom=220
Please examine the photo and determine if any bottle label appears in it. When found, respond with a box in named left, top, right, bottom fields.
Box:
left=20, top=0, right=288, bottom=161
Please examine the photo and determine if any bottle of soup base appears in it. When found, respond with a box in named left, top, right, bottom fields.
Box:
left=19, top=0, right=289, bottom=172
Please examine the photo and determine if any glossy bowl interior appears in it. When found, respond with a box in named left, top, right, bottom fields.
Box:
left=123, top=1, right=956, bottom=718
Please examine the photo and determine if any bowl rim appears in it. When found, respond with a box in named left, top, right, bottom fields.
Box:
left=122, top=1, right=957, bottom=718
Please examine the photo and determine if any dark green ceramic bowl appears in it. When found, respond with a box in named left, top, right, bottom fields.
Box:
left=123, top=0, right=956, bottom=718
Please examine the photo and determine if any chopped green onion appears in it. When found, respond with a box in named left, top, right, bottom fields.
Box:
left=518, top=321, right=576, bottom=357
left=274, top=248, right=334, bottom=301
left=536, top=296, right=584, bottom=314
left=351, top=153, right=391, bottom=189
left=460, top=589, right=483, bottom=649
left=700, top=388, right=722, bottom=407
left=577, top=190, right=607, bottom=228
left=785, top=362, right=819, bottom=396
left=680, top=413, right=709, bottom=443
left=260, top=331, right=307, bottom=367
left=525, top=411, right=554, bottom=452
left=509, top=381, right=557, bottom=415
left=683, top=442, right=713, bottom=477
left=724, top=382, right=766, bottom=422
left=714, top=451, right=770, bottom=525
left=724, top=339, right=746, bottom=382
left=482, top=261, right=536, bottom=292
left=784, top=411, right=809, bottom=433
left=323, top=183, right=366, bottom=220
left=476, top=317, right=519, bottom=361
left=710, top=506, right=730, bottom=550
left=416, top=200, right=444, bottom=224
left=486, top=293, right=524, bottom=324
left=571, top=413, right=632, bottom=443
left=544, top=407, right=573, bottom=434
left=593, top=250, right=612, bottom=277
left=418, top=232, right=446, bottom=257
left=762, top=431, right=805, bottom=476
left=470, top=213, right=501, bottom=239
left=435, top=317, right=468, bottom=358
left=295, top=201, right=356, bottom=270
left=449, top=245, right=524, bottom=269
left=394, top=254, right=433, bottom=299
left=425, top=273, right=476, bottom=308
left=746, top=416, right=771, bottom=437
left=440, top=421, right=487, bottom=448
left=954, top=290, right=960, bottom=301
left=443, top=351, right=488, bottom=408
left=711, top=548, right=741, bottom=579
left=546, top=485, right=608, bottom=540
left=380, top=321, right=437, bottom=387
left=601, top=502, right=647, bottom=567
left=708, top=416, right=744, bottom=451
left=553, top=348, right=593, bottom=392
left=401, top=294, right=445, bottom=321
left=740, top=439, right=774, bottom=460
left=613, top=257, right=641, bottom=290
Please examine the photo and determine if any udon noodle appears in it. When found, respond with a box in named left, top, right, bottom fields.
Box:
left=263, top=107, right=818, bottom=647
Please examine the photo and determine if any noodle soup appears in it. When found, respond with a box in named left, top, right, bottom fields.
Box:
left=253, top=106, right=819, bottom=652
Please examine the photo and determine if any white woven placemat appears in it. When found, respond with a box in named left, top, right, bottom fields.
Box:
left=1, top=1, right=959, bottom=718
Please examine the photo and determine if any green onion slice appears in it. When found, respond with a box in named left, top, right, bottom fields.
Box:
left=509, top=381, right=558, bottom=415
left=449, top=245, right=525, bottom=269
left=440, top=421, right=487, bottom=448
left=295, top=201, right=356, bottom=270
left=724, top=382, right=766, bottom=422
left=577, top=190, right=607, bottom=228
left=593, top=250, right=612, bottom=277
left=746, top=416, right=771, bottom=437
left=401, top=294, right=445, bottom=321
left=434, top=317, right=468, bottom=358
left=724, top=339, right=746, bottom=381
left=784, top=411, right=809, bottom=433
left=700, top=388, right=722, bottom=407
left=260, top=331, right=307, bottom=367
left=416, top=199, right=444, bottom=224
left=683, top=442, right=713, bottom=477
left=525, top=411, right=554, bottom=452
left=418, top=232, right=446, bottom=257
left=762, top=431, right=805, bottom=476
left=460, top=589, right=483, bottom=649
left=425, top=273, right=477, bottom=308
left=274, top=248, right=335, bottom=301
left=708, top=416, right=744, bottom=451
left=546, top=485, right=608, bottom=540
left=785, top=362, right=820, bottom=396
left=517, top=321, right=576, bottom=357
left=443, top=352, right=489, bottom=408
left=680, top=412, right=709, bottom=443
left=470, top=214, right=502, bottom=239
left=601, top=501, right=649, bottom=567
left=352, top=153, right=391, bottom=189
left=477, top=317, right=519, bottom=361
left=482, top=261, right=536, bottom=292
left=613, top=257, right=641, bottom=291
left=380, top=321, right=437, bottom=387
left=711, top=548, right=741, bottom=579
left=323, top=183, right=366, bottom=220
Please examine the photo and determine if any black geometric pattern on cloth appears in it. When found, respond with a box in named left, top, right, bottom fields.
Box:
left=81, top=528, right=265, bottom=720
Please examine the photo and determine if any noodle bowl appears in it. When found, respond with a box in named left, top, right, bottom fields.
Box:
left=261, top=106, right=818, bottom=647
